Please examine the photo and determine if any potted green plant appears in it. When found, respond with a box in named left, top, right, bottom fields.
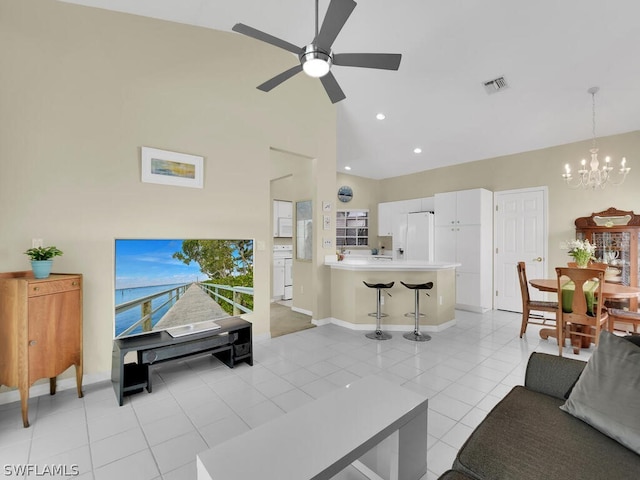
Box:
left=24, top=246, right=63, bottom=278
left=565, top=239, right=596, bottom=268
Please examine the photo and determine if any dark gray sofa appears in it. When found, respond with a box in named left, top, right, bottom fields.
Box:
left=438, top=347, right=640, bottom=480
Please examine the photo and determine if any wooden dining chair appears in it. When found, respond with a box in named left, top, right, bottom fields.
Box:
left=517, top=262, right=558, bottom=338
left=567, top=261, right=608, bottom=270
left=556, top=267, right=609, bottom=356
left=607, top=308, right=640, bottom=334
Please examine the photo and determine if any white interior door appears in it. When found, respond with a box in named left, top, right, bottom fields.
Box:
left=494, top=187, right=548, bottom=312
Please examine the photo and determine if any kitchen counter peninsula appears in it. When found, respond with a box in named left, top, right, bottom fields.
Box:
left=325, top=258, right=459, bottom=331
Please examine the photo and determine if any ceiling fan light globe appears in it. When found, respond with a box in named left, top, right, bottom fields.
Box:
left=303, top=58, right=330, bottom=78
left=300, top=45, right=332, bottom=78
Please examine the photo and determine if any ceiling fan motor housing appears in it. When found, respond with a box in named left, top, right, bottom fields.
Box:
left=300, top=44, right=332, bottom=77
left=233, top=0, right=400, bottom=102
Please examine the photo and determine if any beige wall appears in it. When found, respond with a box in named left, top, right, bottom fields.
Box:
left=0, top=0, right=336, bottom=382
left=344, top=129, right=640, bottom=276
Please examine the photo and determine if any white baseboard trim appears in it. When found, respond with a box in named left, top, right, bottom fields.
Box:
left=0, top=371, right=111, bottom=406
left=313, top=317, right=457, bottom=332
left=425, top=318, right=458, bottom=331
left=291, top=306, right=312, bottom=316
left=312, top=317, right=332, bottom=327
left=456, top=304, right=492, bottom=313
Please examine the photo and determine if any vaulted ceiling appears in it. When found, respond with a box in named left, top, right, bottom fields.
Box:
left=60, top=0, right=640, bottom=179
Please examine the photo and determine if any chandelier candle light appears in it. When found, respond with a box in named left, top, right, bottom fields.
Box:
left=562, top=87, right=630, bottom=189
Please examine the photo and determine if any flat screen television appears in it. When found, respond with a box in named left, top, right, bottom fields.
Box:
left=114, top=238, right=254, bottom=339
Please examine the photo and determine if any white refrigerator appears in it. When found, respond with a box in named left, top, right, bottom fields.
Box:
left=405, top=212, right=435, bottom=262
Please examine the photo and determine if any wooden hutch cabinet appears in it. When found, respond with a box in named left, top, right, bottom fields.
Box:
left=0, top=271, right=83, bottom=427
left=575, top=207, right=640, bottom=311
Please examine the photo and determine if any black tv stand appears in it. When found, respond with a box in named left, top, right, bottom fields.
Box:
left=111, top=317, right=252, bottom=405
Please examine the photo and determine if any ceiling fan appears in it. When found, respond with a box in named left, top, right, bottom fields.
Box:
left=232, top=0, right=402, bottom=103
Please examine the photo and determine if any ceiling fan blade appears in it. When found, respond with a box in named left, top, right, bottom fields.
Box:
left=232, top=23, right=302, bottom=55
left=316, top=0, right=357, bottom=50
left=257, top=64, right=304, bottom=92
left=320, top=72, right=346, bottom=104
left=333, top=53, right=402, bottom=70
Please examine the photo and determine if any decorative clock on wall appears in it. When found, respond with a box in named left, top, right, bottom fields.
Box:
left=337, top=185, right=353, bottom=203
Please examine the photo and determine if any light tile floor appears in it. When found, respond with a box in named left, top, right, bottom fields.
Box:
left=0, top=310, right=591, bottom=480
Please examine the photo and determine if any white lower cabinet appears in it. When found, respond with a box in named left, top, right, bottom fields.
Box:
left=435, top=226, right=457, bottom=266
left=456, top=225, right=482, bottom=273
left=283, top=258, right=293, bottom=300
left=273, top=259, right=285, bottom=299
left=435, top=225, right=482, bottom=273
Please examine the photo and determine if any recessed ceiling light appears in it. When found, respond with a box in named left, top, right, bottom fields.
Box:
left=344, top=166, right=352, bottom=171
left=376, top=113, right=386, bottom=120
left=414, top=147, right=422, bottom=154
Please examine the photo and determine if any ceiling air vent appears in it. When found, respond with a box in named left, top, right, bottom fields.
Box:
left=483, top=76, right=509, bottom=94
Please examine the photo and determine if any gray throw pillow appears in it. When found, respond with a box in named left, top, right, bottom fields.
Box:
left=560, top=331, right=640, bottom=454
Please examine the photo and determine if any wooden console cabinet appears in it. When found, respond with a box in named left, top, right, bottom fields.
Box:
left=0, top=271, right=83, bottom=427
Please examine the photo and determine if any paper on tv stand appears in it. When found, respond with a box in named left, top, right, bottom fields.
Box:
left=167, top=320, right=221, bottom=338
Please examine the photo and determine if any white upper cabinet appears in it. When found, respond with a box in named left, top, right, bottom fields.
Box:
left=378, top=198, right=430, bottom=236
left=434, top=189, right=490, bottom=226
left=434, top=191, right=458, bottom=226
left=273, top=200, right=293, bottom=237
left=420, top=197, right=434, bottom=212
left=396, top=199, right=422, bottom=214
left=378, top=202, right=394, bottom=236
left=276, top=200, right=292, bottom=218
left=456, top=189, right=487, bottom=225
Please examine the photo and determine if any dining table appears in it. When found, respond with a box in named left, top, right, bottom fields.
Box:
left=528, top=278, right=640, bottom=345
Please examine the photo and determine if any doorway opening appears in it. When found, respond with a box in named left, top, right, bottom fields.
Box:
left=270, top=149, right=316, bottom=337
left=269, top=302, right=314, bottom=337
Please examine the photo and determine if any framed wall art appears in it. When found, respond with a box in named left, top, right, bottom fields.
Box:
left=141, top=147, right=204, bottom=188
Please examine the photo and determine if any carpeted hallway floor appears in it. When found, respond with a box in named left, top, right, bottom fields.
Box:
left=270, top=302, right=315, bottom=338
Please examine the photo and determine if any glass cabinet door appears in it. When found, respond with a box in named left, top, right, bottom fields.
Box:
left=591, top=231, right=631, bottom=285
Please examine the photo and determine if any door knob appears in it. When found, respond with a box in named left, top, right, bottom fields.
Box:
left=29, top=340, right=37, bottom=346
left=533, top=257, right=543, bottom=262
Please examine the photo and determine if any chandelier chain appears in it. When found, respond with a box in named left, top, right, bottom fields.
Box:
left=591, top=89, right=597, bottom=150
left=562, top=86, right=630, bottom=189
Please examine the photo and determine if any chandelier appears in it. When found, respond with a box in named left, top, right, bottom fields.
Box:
left=562, top=87, right=630, bottom=189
